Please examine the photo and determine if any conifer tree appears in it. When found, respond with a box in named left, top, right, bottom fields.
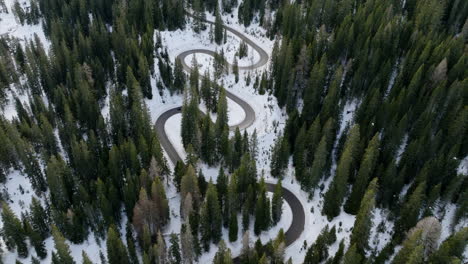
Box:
left=173, top=58, right=186, bottom=94
left=350, top=178, right=378, bottom=253
left=323, top=125, right=360, bottom=219
left=345, top=134, right=380, bottom=214
left=200, top=182, right=222, bottom=250
left=155, top=231, right=167, bottom=264
left=52, top=226, right=75, bottom=264
left=82, top=251, right=92, bottom=264
left=151, top=176, right=170, bottom=228
left=254, top=177, right=271, bottom=235
left=305, top=135, right=328, bottom=191
left=181, top=165, right=201, bottom=211
left=169, top=233, right=181, bottom=264
left=214, top=6, right=224, bottom=45
left=396, top=181, right=426, bottom=234
left=270, top=133, right=289, bottom=178
left=189, top=55, right=200, bottom=93
left=181, top=224, right=194, bottom=264
left=1, top=202, right=28, bottom=258
left=342, top=244, right=362, bottom=264
left=233, top=57, right=239, bottom=83
left=215, top=87, right=229, bottom=158
left=29, top=197, right=50, bottom=239
left=429, top=227, right=467, bottom=264
left=107, top=227, right=130, bottom=264
left=213, top=240, right=233, bottom=264
left=271, top=180, right=283, bottom=224
left=217, top=167, right=228, bottom=214
left=229, top=211, right=238, bottom=242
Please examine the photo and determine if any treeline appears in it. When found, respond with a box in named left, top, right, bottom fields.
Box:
left=264, top=0, right=467, bottom=262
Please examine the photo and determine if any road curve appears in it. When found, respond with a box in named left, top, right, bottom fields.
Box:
left=155, top=14, right=305, bottom=259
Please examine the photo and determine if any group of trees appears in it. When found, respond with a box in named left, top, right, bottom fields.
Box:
left=264, top=0, right=467, bottom=261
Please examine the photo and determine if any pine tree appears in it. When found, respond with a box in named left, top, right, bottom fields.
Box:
left=29, top=197, right=50, bottom=239
left=345, top=134, right=380, bottom=214
left=151, top=176, right=170, bottom=228
left=342, top=244, right=362, bottom=264
left=429, top=227, right=467, bottom=264
left=305, top=135, right=328, bottom=191
left=270, top=133, right=289, bottom=179
left=350, top=178, right=378, bottom=253
left=181, top=165, right=201, bottom=211
left=181, top=95, right=200, bottom=150
left=169, top=233, right=181, bottom=264
left=1, top=202, right=28, bottom=258
left=396, top=181, right=426, bottom=234
left=46, top=155, right=73, bottom=211
left=156, top=231, right=167, bottom=264
left=200, top=71, right=213, bottom=111
left=254, top=177, right=271, bottom=235
left=217, top=167, right=228, bottom=214
left=52, top=226, right=75, bottom=264
left=233, top=56, right=239, bottom=83
left=173, top=58, right=186, bottom=94
left=214, top=6, right=224, bottom=45
left=213, top=240, right=233, bottom=264
left=215, top=87, right=229, bottom=158
left=107, top=227, right=130, bottom=264
left=271, top=180, right=283, bottom=224
left=229, top=211, right=238, bottom=242
left=323, top=125, right=360, bottom=219
left=200, top=182, right=222, bottom=250
left=181, top=224, right=194, bottom=264
left=189, top=55, right=200, bottom=93
left=82, top=251, right=93, bottom=264
left=392, top=230, right=423, bottom=264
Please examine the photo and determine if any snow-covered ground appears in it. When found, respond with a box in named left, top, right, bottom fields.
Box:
left=0, top=0, right=49, bottom=50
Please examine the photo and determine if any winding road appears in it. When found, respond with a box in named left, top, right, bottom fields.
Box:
left=155, top=15, right=305, bottom=258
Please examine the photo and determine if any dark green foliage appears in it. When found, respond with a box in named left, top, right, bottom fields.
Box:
left=1, top=202, right=28, bottom=258
left=52, top=226, right=75, bottom=264
left=270, top=133, right=289, bottom=178
left=303, top=225, right=336, bottom=264
left=323, top=125, right=360, bottom=220
left=200, top=182, right=222, bottom=251
left=271, top=180, right=283, bottom=224
left=107, top=227, right=130, bottom=264
left=254, top=177, right=271, bottom=235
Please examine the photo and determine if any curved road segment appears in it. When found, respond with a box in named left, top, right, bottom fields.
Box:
left=155, top=15, right=305, bottom=258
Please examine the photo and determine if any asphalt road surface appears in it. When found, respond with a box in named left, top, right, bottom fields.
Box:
left=155, top=14, right=305, bottom=260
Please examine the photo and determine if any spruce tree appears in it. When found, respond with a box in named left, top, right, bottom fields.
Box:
left=1, top=202, right=28, bottom=258
left=350, top=178, right=378, bottom=253
left=233, top=56, right=239, bottom=83
left=52, top=226, right=75, bottom=264
left=215, top=87, right=229, bottom=158
left=254, top=177, right=271, bottom=235
left=229, top=211, right=238, bottom=242
left=323, top=125, right=360, bottom=219
left=200, top=182, right=222, bottom=250
left=173, top=58, right=186, bottom=94
left=214, top=6, right=224, bottom=45
left=271, top=180, right=283, bottom=224
left=82, top=251, right=93, bottom=264
left=342, top=244, right=362, bottom=264
left=169, top=233, right=181, bottom=264
left=107, top=227, right=130, bottom=264
left=396, top=181, right=426, bottom=234
left=306, top=135, right=328, bottom=191
left=345, top=134, right=380, bottom=214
